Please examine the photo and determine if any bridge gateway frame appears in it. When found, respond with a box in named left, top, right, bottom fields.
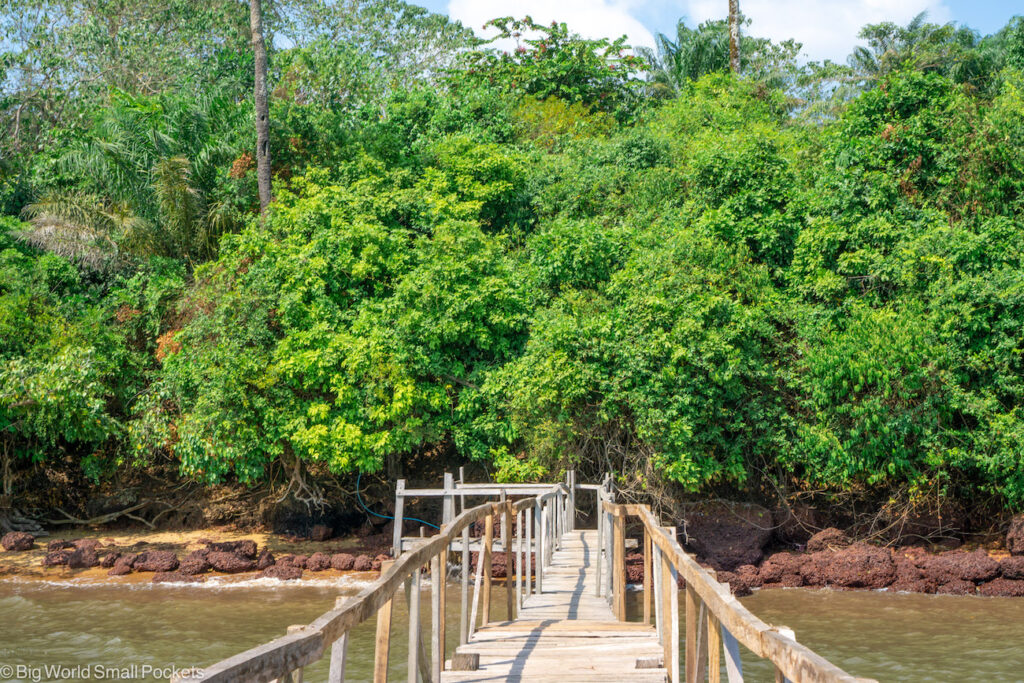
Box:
left=173, top=472, right=874, bottom=683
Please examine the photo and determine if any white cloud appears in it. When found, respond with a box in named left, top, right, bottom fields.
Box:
left=684, top=0, right=954, bottom=63
left=446, top=0, right=657, bottom=50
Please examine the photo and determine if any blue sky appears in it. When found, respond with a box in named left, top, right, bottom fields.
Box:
left=414, top=0, right=1022, bottom=63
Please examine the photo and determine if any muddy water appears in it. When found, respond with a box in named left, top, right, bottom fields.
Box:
left=1, top=579, right=1022, bottom=682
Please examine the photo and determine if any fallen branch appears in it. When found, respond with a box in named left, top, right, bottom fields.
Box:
left=45, top=501, right=150, bottom=527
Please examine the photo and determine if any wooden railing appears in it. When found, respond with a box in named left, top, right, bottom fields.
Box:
left=172, top=481, right=574, bottom=683
left=596, top=481, right=876, bottom=683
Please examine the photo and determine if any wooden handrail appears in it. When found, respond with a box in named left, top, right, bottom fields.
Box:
left=600, top=500, right=876, bottom=683
left=174, top=482, right=570, bottom=683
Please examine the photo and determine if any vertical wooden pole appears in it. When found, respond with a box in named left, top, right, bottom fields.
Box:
left=516, top=510, right=523, bottom=611
left=707, top=612, right=722, bottom=683
left=503, top=501, right=514, bottom=620
left=460, top=524, right=469, bottom=645
left=652, top=543, right=664, bottom=642
left=442, top=473, right=454, bottom=526
left=431, top=555, right=442, bottom=683
left=525, top=506, right=533, bottom=598
left=534, top=499, right=543, bottom=594
left=668, top=561, right=680, bottom=683
left=568, top=470, right=576, bottom=531
left=722, top=627, right=744, bottom=683
left=604, top=508, right=613, bottom=605
left=329, top=597, right=350, bottom=683
left=685, top=584, right=697, bottom=683
left=468, top=545, right=484, bottom=641
left=643, top=530, right=652, bottom=625
left=407, top=568, right=420, bottom=683
left=286, top=626, right=305, bottom=683
left=374, top=561, right=394, bottom=683
left=613, top=509, right=626, bottom=621
left=328, top=631, right=349, bottom=683
left=594, top=494, right=603, bottom=597
left=481, top=510, right=493, bottom=625
left=458, top=468, right=469, bottom=647
left=393, top=479, right=406, bottom=559
left=439, top=547, right=447, bottom=674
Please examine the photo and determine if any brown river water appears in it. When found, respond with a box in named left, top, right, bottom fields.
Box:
left=0, top=578, right=1021, bottom=682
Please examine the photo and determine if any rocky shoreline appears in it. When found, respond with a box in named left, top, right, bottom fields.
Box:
left=0, top=528, right=392, bottom=583
left=3, top=512, right=1024, bottom=598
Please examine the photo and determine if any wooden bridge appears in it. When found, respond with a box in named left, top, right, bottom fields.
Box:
left=174, top=473, right=875, bottom=683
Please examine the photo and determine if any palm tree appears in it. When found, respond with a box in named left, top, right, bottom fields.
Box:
left=19, top=92, right=243, bottom=268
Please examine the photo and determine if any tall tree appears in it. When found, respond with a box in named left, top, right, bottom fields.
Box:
left=250, top=0, right=271, bottom=211
left=729, top=0, right=741, bottom=73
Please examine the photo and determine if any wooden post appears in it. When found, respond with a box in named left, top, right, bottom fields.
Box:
left=538, top=500, right=546, bottom=586
left=468, top=544, right=484, bottom=641
left=643, top=529, right=652, bottom=625
left=707, top=611, right=722, bottom=683
left=374, top=561, right=395, bottom=683
left=439, top=547, right=447, bottom=674
left=393, top=479, right=406, bottom=559
left=722, top=626, right=744, bottom=683
left=652, top=543, right=664, bottom=642
left=525, top=506, right=533, bottom=598
left=503, top=500, right=514, bottom=620
left=431, top=555, right=442, bottom=683
left=442, top=472, right=454, bottom=526
left=286, top=625, right=305, bottom=683
left=613, top=509, right=626, bottom=621
left=668, top=561, right=681, bottom=683
left=481, top=510, right=493, bottom=625
left=685, top=585, right=697, bottom=683
left=407, top=568, right=420, bottom=683
left=568, top=470, right=576, bottom=531
left=460, top=523, right=469, bottom=646
left=458, top=467, right=469, bottom=647
left=604, top=508, right=613, bottom=604
left=516, top=510, right=523, bottom=611
left=594, top=493, right=603, bottom=597
left=328, top=597, right=350, bottom=683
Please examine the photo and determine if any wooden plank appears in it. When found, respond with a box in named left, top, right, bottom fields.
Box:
left=327, top=631, right=348, bottom=683
left=684, top=586, right=698, bottom=683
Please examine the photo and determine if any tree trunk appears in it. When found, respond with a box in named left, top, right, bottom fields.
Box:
left=250, top=0, right=272, bottom=211
left=728, top=0, right=741, bottom=74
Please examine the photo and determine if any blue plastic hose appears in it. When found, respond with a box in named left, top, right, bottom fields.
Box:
left=356, top=471, right=440, bottom=530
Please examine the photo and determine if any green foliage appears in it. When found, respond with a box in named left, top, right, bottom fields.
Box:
left=455, top=17, right=646, bottom=119
left=6, top=3, right=1024, bottom=518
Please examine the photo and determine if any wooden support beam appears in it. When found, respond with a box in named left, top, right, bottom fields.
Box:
left=708, top=611, right=722, bottom=683
left=613, top=509, right=627, bottom=621
left=525, top=506, right=533, bottom=598
left=373, top=562, right=394, bottom=683
left=407, top=570, right=420, bottom=683
left=431, top=555, right=442, bottom=683
left=393, top=480, right=405, bottom=559
left=285, top=626, right=305, bottom=683
left=685, top=585, right=698, bottom=683
left=481, top=511, right=493, bottom=625
left=328, top=597, right=350, bottom=683
left=503, top=501, right=514, bottom=620
left=643, top=530, right=652, bottom=625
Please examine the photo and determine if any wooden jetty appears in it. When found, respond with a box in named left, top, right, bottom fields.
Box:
left=173, top=473, right=875, bottom=683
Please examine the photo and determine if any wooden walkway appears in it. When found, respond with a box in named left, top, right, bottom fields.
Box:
left=442, top=529, right=667, bottom=682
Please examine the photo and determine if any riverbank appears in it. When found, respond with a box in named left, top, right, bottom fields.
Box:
left=0, top=527, right=390, bottom=584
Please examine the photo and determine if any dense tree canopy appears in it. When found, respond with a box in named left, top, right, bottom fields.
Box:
left=4, top=1, right=1024, bottom=519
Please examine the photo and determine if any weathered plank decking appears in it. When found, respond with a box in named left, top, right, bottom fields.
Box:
left=441, top=529, right=668, bottom=682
